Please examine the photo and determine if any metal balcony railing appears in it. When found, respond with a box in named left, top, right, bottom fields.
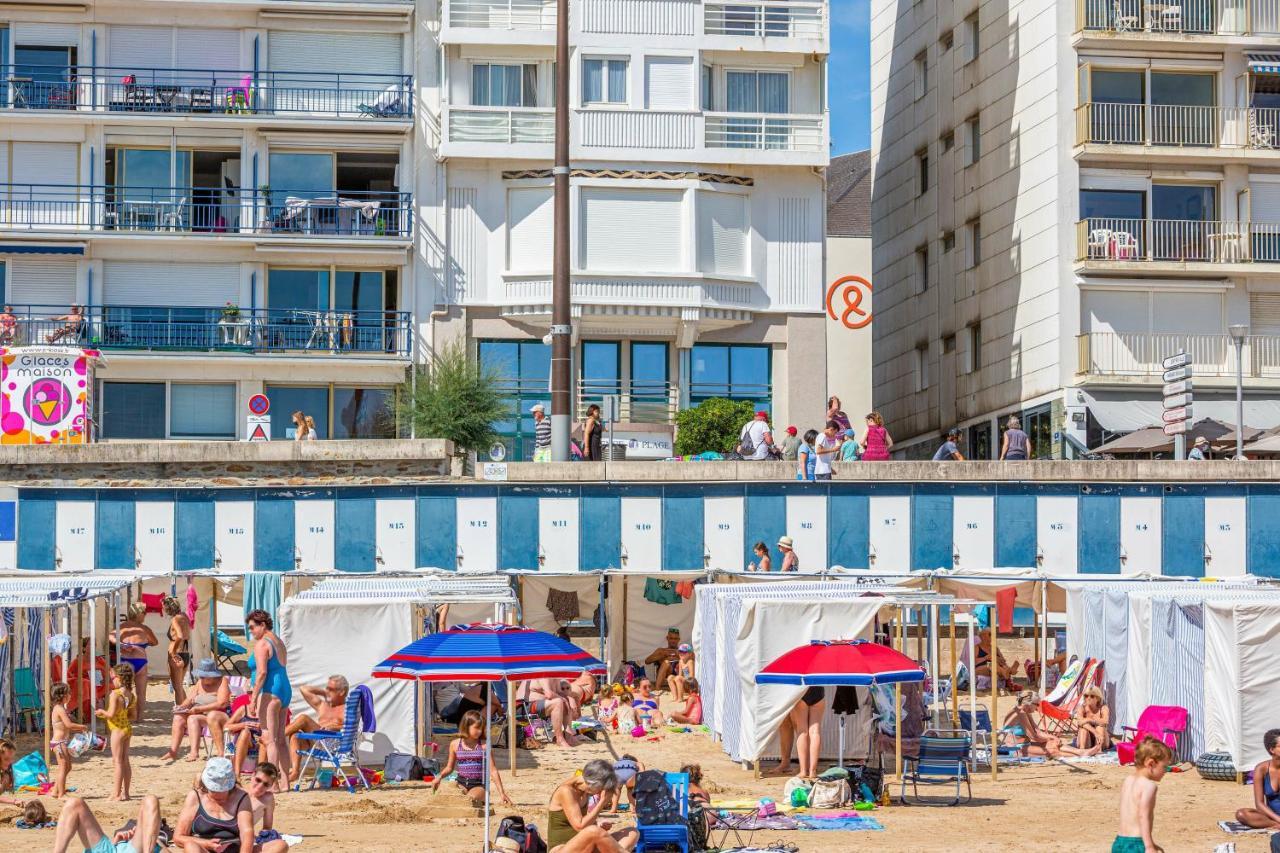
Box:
left=576, top=380, right=679, bottom=424
left=1075, top=102, right=1280, bottom=149
left=1076, top=217, right=1280, bottom=263
left=1077, top=0, right=1280, bottom=35
left=446, top=0, right=556, bottom=29
left=1, top=65, right=412, bottom=119
left=0, top=185, right=412, bottom=239
left=704, top=1, right=826, bottom=37
left=0, top=304, right=411, bottom=357
left=704, top=112, right=825, bottom=152
left=1077, top=331, right=1280, bottom=379
left=446, top=107, right=555, bottom=143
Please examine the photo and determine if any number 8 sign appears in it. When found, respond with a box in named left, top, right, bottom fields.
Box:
left=826, top=275, right=873, bottom=330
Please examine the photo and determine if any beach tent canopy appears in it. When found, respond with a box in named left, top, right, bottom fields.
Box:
left=1204, top=598, right=1280, bottom=769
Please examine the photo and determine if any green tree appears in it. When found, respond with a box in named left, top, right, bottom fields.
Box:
left=674, top=398, right=756, bottom=456
left=394, top=341, right=506, bottom=454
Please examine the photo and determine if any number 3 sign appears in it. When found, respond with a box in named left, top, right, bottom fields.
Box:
left=826, top=275, right=873, bottom=329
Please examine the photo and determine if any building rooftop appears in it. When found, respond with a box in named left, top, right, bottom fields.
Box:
left=827, top=149, right=871, bottom=237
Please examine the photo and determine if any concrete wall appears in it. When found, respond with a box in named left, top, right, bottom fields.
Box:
left=825, top=235, right=872, bottom=420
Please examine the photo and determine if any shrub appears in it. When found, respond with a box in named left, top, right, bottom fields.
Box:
left=394, top=341, right=506, bottom=454
left=674, top=398, right=756, bottom=456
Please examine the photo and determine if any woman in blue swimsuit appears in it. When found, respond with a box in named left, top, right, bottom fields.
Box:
left=1236, top=728, right=1280, bottom=829
left=110, top=603, right=159, bottom=722
left=246, top=609, right=291, bottom=791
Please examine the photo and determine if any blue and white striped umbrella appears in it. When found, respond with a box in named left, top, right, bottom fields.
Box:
left=371, top=622, right=606, bottom=682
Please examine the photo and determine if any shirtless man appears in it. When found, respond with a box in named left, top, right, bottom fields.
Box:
left=643, top=629, right=682, bottom=690
left=285, top=675, right=348, bottom=782
left=246, top=763, right=285, bottom=852
left=520, top=677, right=577, bottom=748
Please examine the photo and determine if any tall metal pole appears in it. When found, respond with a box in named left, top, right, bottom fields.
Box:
left=1236, top=337, right=1245, bottom=460
left=550, top=0, right=573, bottom=461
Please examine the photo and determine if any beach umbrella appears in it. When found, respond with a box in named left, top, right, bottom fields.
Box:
left=755, top=639, right=925, bottom=768
left=372, top=623, right=606, bottom=852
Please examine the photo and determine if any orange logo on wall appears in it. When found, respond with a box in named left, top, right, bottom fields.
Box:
left=826, top=275, right=872, bottom=329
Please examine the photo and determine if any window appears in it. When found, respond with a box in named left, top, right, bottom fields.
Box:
left=966, top=114, right=980, bottom=165
left=333, top=387, right=396, bottom=439
left=726, top=70, right=789, bottom=114
left=968, top=218, right=982, bottom=268
left=508, top=187, right=554, bottom=271
left=14, top=44, right=75, bottom=109
left=915, top=246, right=929, bottom=293
left=917, top=151, right=929, bottom=196
left=965, top=14, right=979, bottom=63
left=697, top=190, right=748, bottom=275
left=942, top=230, right=955, bottom=252
left=267, top=152, right=334, bottom=205
left=942, top=130, right=955, bottom=152
left=913, top=344, right=929, bottom=392
left=940, top=30, right=954, bottom=51
left=1022, top=403, right=1053, bottom=459
left=170, top=383, right=236, bottom=439
left=580, top=188, right=683, bottom=272
left=100, top=382, right=167, bottom=439
left=583, top=58, right=628, bottom=104
left=701, top=64, right=713, bottom=111
left=631, top=342, right=670, bottom=421
left=942, top=334, right=956, bottom=353
left=645, top=56, right=692, bottom=110
left=914, top=51, right=927, bottom=100
left=689, top=344, right=771, bottom=410
left=969, top=323, right=982, bottom=372
left=968, top=421, right=992, bottom=460
left=478, top=340, right=550, bottom=461
left=471, top=63, right=537, bottom=107
left=115, top=149, right=192, bottom=192
left=264, top=385, right=331, bottom=440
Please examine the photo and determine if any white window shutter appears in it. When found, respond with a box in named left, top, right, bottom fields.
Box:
left=698, top=191, right=747, bottom=275
left=580, top=188, right=684, bottom=272
left=507, top=188, right=554, bottom=272
left=645, top=57, right=693, bottom=110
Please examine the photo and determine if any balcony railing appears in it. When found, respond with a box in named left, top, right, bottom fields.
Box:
left=446, top=106, right=554, bottom=143
left=1, top=65, right=412, bottom=119
left=704, top=1, right=825, bottom=38
left=0, top=185, right=412, bottom=239
left=1075, top=102, right=1280, bottom=149
left=0, top=305, right=411, bottom=357
left=1078, top=331, right=1280, bottom=379
left=447, top=0, right=555, bottom=29
left=1078, top=0, right=1280, bottom=35
left=577, top=380, right=679, bottom=424
left=704, top=112, right=825, bottom=152
left=1076, top=217, right=1280, bottom=263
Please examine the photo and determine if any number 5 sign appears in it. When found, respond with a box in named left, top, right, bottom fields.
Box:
left=826, top=275, right=873, bottom=330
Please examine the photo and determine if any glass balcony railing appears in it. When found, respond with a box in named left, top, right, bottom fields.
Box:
left=0, top=304, right=411, bottom=357
left=0, top=185, right=412, bottom=239
left=1, top=65, right=412, bottom=119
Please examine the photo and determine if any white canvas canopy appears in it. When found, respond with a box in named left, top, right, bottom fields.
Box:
left=1204, top=598, right=1280, bottom=769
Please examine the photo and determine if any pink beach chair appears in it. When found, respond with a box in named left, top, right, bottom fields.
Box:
left=1116, top=705, right=1188, bottom=765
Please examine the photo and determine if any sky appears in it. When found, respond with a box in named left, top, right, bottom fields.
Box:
left=829, top=0, right=871, bottom=155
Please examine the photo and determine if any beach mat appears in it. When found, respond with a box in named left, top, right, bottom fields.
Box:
left=1059, top=752, right=1119, bottom=766
left=797, top=815, right=883, bottom=831
left=1219, top=820, right=1275, bottom=835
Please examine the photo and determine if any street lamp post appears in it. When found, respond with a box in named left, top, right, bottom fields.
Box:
left=549, top=0, right=572, bottom=461
left=1229, top=323, right=1248, bottom=460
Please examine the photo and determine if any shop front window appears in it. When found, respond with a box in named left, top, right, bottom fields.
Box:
left=689, top=344, right=771, bottom=412
left=478, top=340, right=550, bottom=460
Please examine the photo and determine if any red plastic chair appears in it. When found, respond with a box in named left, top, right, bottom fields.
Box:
left=1117, top=705, right=1188, bottom=765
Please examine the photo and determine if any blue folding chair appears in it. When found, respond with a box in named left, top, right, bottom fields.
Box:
left=295, top=687, right=371, bottom=792
left=213, top=631, right=247, bottom=674
left=901, top=735, right=972, bottom=805
left=958, top=707, right=1028, bottom=767
left=636, top=771, right=690, bottom=853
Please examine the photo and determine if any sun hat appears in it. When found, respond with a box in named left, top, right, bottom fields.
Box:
left=530, top=403, right=545, bottom=413
left=1194, top=436, right=1208, bottom=446
left=777, top=536, right=794, bottom=550
left=192, top=658, right=221, bottom=679
left=202, top=757, right=236, bottom=793
left=678, top=643, right=691, bottom=653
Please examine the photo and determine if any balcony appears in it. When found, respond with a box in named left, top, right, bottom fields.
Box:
left=2, top=66, right=412, bottom=121
left=443, top=0, right=556, bottom=43
left=1076, top=217, right=1280, bottom=268
left=1075, top=102, right=1280, bottom=160
left=1076, top=0, right=1280, bottom=38
left=704, top=112, right=826, bottom=156
left=1078, top=331, right=1280, bottom=380
left=0, top=305, right=411, bottom=358
left=445, top=106, right=554, bottom=145
left=0, top=186, right=412, bottom=240
left=703, top=1, right=826, bottom=40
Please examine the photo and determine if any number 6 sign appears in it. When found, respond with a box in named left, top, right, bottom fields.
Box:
left=826, top=275, right=873, bottom=330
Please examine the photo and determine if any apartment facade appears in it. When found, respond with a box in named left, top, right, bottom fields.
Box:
left=0, top=0, right=828, bottom=451
left=872, top=0, right=1280, bottom=458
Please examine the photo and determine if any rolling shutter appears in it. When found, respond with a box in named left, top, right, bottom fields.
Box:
left=580, top=188, right=683, bottom=272
left=108, top=26, right=173, bottom=70
left=0, top=145, right=9, bottom=183
left=12, top=143, right=78, bottom=223
left=1250, top=180, right=1280, bottom=223
left=1250, top=292, right=1280, bottom=336
left=7, top=258, right=77, bottom=305
left=12, top=23, right=80, bottom=47
left=267, top=32, right=400, bottom=76
left=507, top=187, right=553, bottom=272
left=645, top=57, right=693, bottom=110
left=698, top=191, right=747, bottom=275
left=175, top=29, right=240, bottom=74
left=103, top=261, right=239, bottom=306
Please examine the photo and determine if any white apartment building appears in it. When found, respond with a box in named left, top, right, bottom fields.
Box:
left=0, top=0, right=829, bottom=452
left=872, top=1, right=1280, bottom=458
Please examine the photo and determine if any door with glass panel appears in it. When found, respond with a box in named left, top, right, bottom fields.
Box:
left=478, top=340, right=550, bottom=461
left=1151, top=72, right=1215, bottom=147
left=267, top=152, right=335, bottom=232
left=1089, top=69, right=1144, bottom=143
left=630, top=342, right=670, bottom=423
left=1151, top=183, right=1216, bottom=261
left=725, top=70, right=789, bottom=148
left=335, top=270, right=390, bottom=352
left=1081, top=188, right=1145, bottom=259
left=580, top=341, right=619, bottom=424
left=267, top=269, right=330, bottom=350
left=113, top=149, right=193, bottom=231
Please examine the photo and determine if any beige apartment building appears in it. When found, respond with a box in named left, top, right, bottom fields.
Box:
left=871, top=1, right=1280, bottom=458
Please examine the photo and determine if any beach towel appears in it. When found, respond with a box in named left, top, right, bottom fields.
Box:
left=140, top=593, right=165, bottom=614
left=1219, top=820, right=1275, bottom=835
left=354, top=684, right=377, bottom=733
left=796, top=815, right=883, bottom=831
left=185, top=584, right=199, bottom=624
left=996, top=586, right=1016, bottom=634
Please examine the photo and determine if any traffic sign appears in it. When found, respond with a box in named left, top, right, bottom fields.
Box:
left=1162, top=366, right=1192, bottom=383
left=1162, top=379, right=1192, bottom=396
left=1164, top=420, right=1189, bottom=436
left=248, top=394, right=270, bottom=416
left=1162, top=352, right=1191, bottom=370
left=1162, top=407, right=1192, bottom=424
left=1163, top=393, right=1189, bottom=409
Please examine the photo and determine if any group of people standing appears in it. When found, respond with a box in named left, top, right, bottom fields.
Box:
left=763, top=397, right=893, bottom=480
left=932, top=415, right=1032, bottom=461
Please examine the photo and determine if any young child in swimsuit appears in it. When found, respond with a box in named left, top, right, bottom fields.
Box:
left=95, top=664, right=136, bottom=801
left=667, top=644, right=696, bottom=702
left=49, top=682, right=86, bottom=798
left=430, top=710, right=512, bottom=806
left=596, top=684, right=624, bottom=724
left=1114, top=735, right=1172, bottom=853
left=669, top=678, right=703, bottom=726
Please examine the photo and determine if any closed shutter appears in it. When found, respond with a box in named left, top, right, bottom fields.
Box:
left=1083, top=290, right=1148, bottom=333
left=580, top=188, right=683, bottom=272
left=104, top=261, right=239, bottom=306
left=507, top=187, right=552, bottom=271
left=7, top=258, right=77, bottom=305
left=0, top=144, right=8, bottom=183
left=268, top=31, right=401, bottom=114
left=645, top=57, right=692, bottom=110
left=175, top=29, right=240, bottom=73
left=108, top=26, right=173, bottom=70
left=12, top=23, right=80, bottom=46
left=698, top=191, right=747, bottom=275
left=12, top=143, right=78, bottom=223
left=1250, top=292, right=1280, bottom=336
left=1250, top=181, right=1280, bottom=222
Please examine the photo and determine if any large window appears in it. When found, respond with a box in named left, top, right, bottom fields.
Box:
left=1020, top=403, right=1053, bottom=460
left=333, top=387, right=396, bottom=439
left=725, top=70, right=788, bottom=114
left=478, top=340, right=550, bottom=460
left=100, top=382, right=167, bottom=440
left=115, top=149, right=193, bottom=191
left=580, top=188, right=683, bottom=272
left=583, top=58, right=627, bottom=105
left=267, top=153, right=334, bottom=204
left=472, top=63, right=537, bottom=107
left=170, top=384, right=236, bottom=439
left=1081, top=189, right=1145, bottom=221
left=266, top=267, right=397, bottom=352
left=14, top=45, right=75, bottom=109
left=631, top=342, right=669, bottom=421
left=689, top=344, right=771, bottom=410
left=1152, top=183, right=1216, bottom=261
left=265, top=385, right=331, bottom=440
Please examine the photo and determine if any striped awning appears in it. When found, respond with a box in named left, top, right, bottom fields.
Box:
left=1248, top=53, right=1280, bottom=74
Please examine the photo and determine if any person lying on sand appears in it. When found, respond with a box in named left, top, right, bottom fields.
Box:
left=51, top=795, right=162, bottom=853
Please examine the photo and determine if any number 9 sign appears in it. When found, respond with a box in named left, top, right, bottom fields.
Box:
left=826, top=275, right=873, bottom=330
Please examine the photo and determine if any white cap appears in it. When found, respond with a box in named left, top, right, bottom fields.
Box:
left=530, top=403, right=545, bottom=413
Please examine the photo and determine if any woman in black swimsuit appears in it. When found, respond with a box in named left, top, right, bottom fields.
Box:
left=174, top=757, right=278, bottom=853
left=164, top=596, right=192, bottom=705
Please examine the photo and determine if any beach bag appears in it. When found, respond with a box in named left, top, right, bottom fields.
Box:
left=616, top=661, right=642, bottom=687
left=12, top=752, right=49, bottom=789
left=383, top=752, right=424, bottom=782
left=783, top=775, right=811, bottom=807
left=852, top=762, right=884, bottom=800
left=808, top=777, right=851, bottom=809
left=1195, top=751, right=1237, bottom=782
left=634, top=770, right=684, bottom=826
left=687, top=803, right=710, bottom=851
left=735, top=424, right=755, bottom=457
left=495, top=815, right=547, bottom=853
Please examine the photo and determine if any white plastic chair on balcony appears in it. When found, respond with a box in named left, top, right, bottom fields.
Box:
left=1113, top=0, right=1140, bottom=31
left=160, top=197, right=187, bottom=231
left=1159, top=6, right=1182, bottom=31
left=1088, top=228, right=1113, bottom=258
left=1111, top=231, right=1140, bottom=260
left=1250, top=112, right=1276, bottom=149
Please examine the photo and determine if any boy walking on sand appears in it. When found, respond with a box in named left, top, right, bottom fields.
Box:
left=1114, top=735, right=1175, bottom=853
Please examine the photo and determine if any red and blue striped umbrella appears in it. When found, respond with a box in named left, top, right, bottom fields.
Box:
left=371, top=622, right=607, bottom=682
left=755, top=639, right=925, bottom=687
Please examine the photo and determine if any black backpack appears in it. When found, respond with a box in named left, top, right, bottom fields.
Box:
left=633, top=770, right=685, bottom=827
left=496, top=816, right=547, bottom=853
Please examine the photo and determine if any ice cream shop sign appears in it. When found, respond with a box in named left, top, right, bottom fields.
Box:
left=1, top=346, right=99, bottom=444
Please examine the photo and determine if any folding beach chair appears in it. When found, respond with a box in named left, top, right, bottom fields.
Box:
left=635, top=771, right=690, bottom=853
left=901, top=735, right=973, bottom=806
left=213, top=631, right=247, bottom=675
left=1117, top=705, right=1188, bottom=765
left=13, top=667, right=42, bottom=732
left=956, top=706, right=1027, bottom=768
left=1039, top=657, right=1103, bottom=737
left=295, top=685, right=374, bottom=792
